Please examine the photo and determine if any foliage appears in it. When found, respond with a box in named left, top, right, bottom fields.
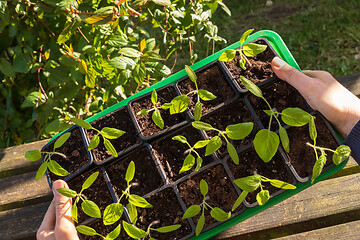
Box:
left=123, top=220, right=181, bottom=239
left=0, top=0, right=230, bottom=148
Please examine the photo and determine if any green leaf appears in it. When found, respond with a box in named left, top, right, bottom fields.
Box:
left=240, top=76, right=263, bottom=98
left=119, top=47, right=142, bottom=58
left=133, top=62, right=146, bottom=85
left=240, top=29, right=254, bottom=46
left=253, top=129, right=279, bottom=163
left=185, top=65, right=197, bottom=84
left=279, top=126, right=290, bottom=153
left=311, top=155, right=327, bottom=183
left=309, top=116, right=317, bottom=142
left=125, top=161, right=135, bottom=183
left=21, top=91, right=41, bottom=108
left=281, top=108, right=311, bottom=127
left=13, top=53, right=31, bottom=73
left=152, top=0, right=171, bottom=6
left=107, top=34, right=128, bottom=47
left=85, top=69, right=96, bottom=89
left=106, top=224, right=121, bottom=240
left=269, top=179, right=296, bottom=189
left=198, top=89, right=216, bottom=101
left=234, top=175, right=261, bottom=192
left=218, top=49, right=236, bottom=62
left=48, top=160, right=69, bottom=176
left=36, top=162, right=48, bottom=180
left=192, top=121, right=215, bottom=131
left=195, top=157, right=203, bottom=172
left=25, top=150, right=41, bottom=161
left=82, top=200, right=101, bottom=218
left=217, top=0, right=231, bottom=16
left=129, top=194, right=153, bottom=208
left=194, top=140, right=210, bottom=149
left=151, top=89, right=157, bottom=105
left=179, top=154, right=195, bottom=174
left=256, top=190, right=270, bottom=206
left=200, top=179, right=208, bottom=197
left=71, top=203, right=78, bottom=223
left=0, top=57, right=15, bottom=77
left=137, top=109, right=149, bottom=115
left=232, top=191, right=248, bottom=211
left=239, top=58, right=246, bottom=70
left=196, top=213, right=205, bottom=236
left=194, top=100, right=202, bottom=121
left=103, top=138, right=117, bottom=157
left=109, top=56, right=136, bottom=70
left=226, top=122, right=254, bottom=140
left=79, top=13, right=115, bottom=25
left=54, top=132, right=71, bottom=149
left=123, top=221, right=146, bottom=238
left=57, top=21, right=73, bottom=44
left=128, top=203, right=138, bottom=224
left=82, top=172, right=99, bottom=191
left=88, top=134, right=100, bottom=151
left=263, top=110, right=274, bottom=117
left=155, top=224, right=181, bottom=233
left=333, top=145, right=351, bottom=165
left=210, top=207, right=231, bottom=221
left=182, top=205, right=201, bottom=219
left=103, top=203, right=124, bottom=225
left=56, top=188, right=77, bottom=198
left=71, top=118, right=92, bottom=130
left=152, top=110, right=164, bottom=129
left=168, top=94, right=189, bottom=114
left=242, top=43, right=267, bottom=57
left=227, top=141, right=239, bottom=165
left=205, top=136, right=222, bottom=156
left=172, top=135, right=187, bottom=144
left=101, top=127, right=125, bottom=139
left=76, top=225, right=99, bottom=236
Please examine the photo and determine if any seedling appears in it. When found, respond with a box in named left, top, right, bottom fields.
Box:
left=76, top=224, right=121, bottom=240
left=56, top=171, right=101, bottom=223
left=191, top=121, right=254, bottom=164
left=25, top=132, right=70, bottom=180
left=232, top=174, right=296, bottom=209
left=71, top=118, right=125, bottom=157
left=182, top=179, right=231, bottom=236
left=123, top=220, right=181, bottom=239
left=218, top=29, right=267, bottom=70
left=240, top=76, right=314, bottom=162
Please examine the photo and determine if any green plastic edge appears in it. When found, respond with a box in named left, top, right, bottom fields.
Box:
left=47, top=30, right=348, bottom=239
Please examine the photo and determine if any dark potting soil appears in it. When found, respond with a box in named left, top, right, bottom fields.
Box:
left=178, top=164, right=239, bottom=228
left=136, top=188, right=192, bottom=239
left=130, top=86, right=187, bottom=137
left=202, top=99, right=258, bottom=159
left=224, top=40, right=275, bottom=87
left=45, top=128, right=89, bottom=182
left=227, top=146, right=293, bottom=205
left=106, top=146, right=163, bottom=201
left=68, top=169, right=114, bottom=223
left=79, top=219, right=129, bottom=240
left=248, top=80, right=309, bottom=130
left=152, top=125, right=213, bottom=182
left=86, top=108, right=139, bottom=162
left=177, top=64, right=236, bottom=116
left=286, top=113, right=338, bottom=179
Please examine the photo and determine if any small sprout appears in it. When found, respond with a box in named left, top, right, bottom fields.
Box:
left=76, top=224, right=121, bottom=240
left=232, top=174, right=296, bottom=209
left=25, top=132, right=71, bottom=180
left=123, top=220, right=181, bottom=239
left=218, top=29, right=267, bottom=70
left=71, top=118, right=125, bottom=157
left=191, top=121, right=254, bottom=164
left=182, top=179, right=231, bottom=236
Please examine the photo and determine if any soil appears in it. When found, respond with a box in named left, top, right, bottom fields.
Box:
left=68, top=168, right=114, bottom=224
left=44, top=127, right=89, bottom=182
left=106, top=146, right=163, bottom=201
left=152, top=125, right=214, bottom=182
left=178, top=164, right=239, bottom=228
left=201, top=99, right=258, bottom=159
left=130, top=86, right=187, bottom=138
left=79, top=218, right=129, bottom=240
left=248, top=80, right=309, bottom=130
left=136, top=188, right=193, bottom=239
left=86, top=107, right=139, bottom=162
left=224, top=40, right=275, bottom=88
left=227, top=146, right=293, bottom=204
left=177, top=63, right=236, bottom=116
left=286, top=113, right=339, bottom=179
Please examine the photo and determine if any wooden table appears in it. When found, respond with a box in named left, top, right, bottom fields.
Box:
left=1, top=73, right=360, bottom=240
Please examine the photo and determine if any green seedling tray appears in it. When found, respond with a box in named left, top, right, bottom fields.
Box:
left=49, top=30, right=348, bottom=239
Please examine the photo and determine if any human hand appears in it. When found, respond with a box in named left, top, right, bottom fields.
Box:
left=271, top=56, right=360, bottom=137
left=37, top=180, right=79, bottom=240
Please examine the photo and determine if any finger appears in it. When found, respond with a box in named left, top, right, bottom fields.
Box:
left=303, top=70, right=335, bottom=81
left=37, top=200, right=56, bottom=240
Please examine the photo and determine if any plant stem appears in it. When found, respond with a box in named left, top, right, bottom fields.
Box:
left=306, top=142, right=336, bottom=153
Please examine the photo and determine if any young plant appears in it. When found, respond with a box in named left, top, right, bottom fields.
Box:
left=182, top=179, right=231, bottom=236
left=25, top=132, right=70, bottom=180
left=232, top=174, right=296, bottom=210
left=240, top=76, right=314, bottom=162
left=218, top=29, right=267, bottom=70
left=76, top=224, right=121, bottom=240
left=191, top=121, right=254, bottom=164
left=123, top=220, right=181, bottom=239
left=56, top=172, right=101, bottom=223
left=71, top=118, right=125, bottom=157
